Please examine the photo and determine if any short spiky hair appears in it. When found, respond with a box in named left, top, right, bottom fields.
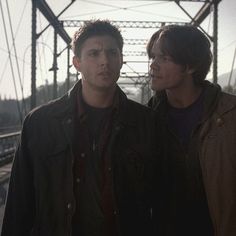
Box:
left=71, top=19, right=124, bottom=57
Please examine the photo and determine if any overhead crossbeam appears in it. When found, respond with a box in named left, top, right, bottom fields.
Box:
left=124, top=39, right=148, bottom=45
left=62, top=20, right=187, bottom=29
left=123, top=51, right=147, bottom=57
left=109, top=0, right=208, bottom=2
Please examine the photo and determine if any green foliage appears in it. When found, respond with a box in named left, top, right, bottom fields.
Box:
left=0, top=76, right=78, bottom=132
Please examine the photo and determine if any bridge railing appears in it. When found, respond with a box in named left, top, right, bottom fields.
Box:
left=0, top=132, right=21, bottom=167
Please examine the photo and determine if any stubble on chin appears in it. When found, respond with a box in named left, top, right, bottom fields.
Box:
left=151, top=80, right=165, bottom=92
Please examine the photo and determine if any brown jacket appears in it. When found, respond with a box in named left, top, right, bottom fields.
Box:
left=149, top=81, right=236, bottom=236
left=200, top=89, right=236, bottom=236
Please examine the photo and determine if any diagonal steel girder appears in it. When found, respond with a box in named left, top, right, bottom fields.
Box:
left=35, top=0, right=71, bottom=44
left=191, top=0, right=222, bottom=26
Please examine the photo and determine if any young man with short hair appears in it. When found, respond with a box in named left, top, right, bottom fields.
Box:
left=2, top=20, right=157, bottom=236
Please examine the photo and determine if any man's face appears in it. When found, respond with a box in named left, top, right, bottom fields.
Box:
left=149, top=37, right=193, bottom=92
left=73, top=35, right=123, bottom=91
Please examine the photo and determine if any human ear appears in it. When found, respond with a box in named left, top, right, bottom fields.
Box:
left=73, top=56, right=81, bottom=72
left=185, top=65, right=195, bottom=75
left=120, top=54, right=123, bottom=69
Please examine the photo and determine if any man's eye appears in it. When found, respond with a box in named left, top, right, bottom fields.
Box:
left=148, top=54, right=154, bottom=60
left=149, top=56, right=155, bottom=62
left=156, top=54, right=165, bottom=61
left=109, top=50, right=118, bottom=56
left=89, top=51, right=99, bottom=57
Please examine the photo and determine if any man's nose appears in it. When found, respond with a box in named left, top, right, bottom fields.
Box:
left=150, top=59, right=160, bottom=70
left=100, top=52, right=109, bottom=65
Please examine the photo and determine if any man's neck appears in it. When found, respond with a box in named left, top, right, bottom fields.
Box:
left=82, top=83, right=116, bottom=108
left=166, top=84, right=203, bottom=109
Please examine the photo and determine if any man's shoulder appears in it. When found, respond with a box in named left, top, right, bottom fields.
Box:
left=215, top=91, right=236, bottom=115
left=24, top=94, right=70, bottom=127
left=221, top=91, right=236, bottom=100
left=220, top=91, right=236, bottom=106
left=26, top=81, right=80, bottom=121
left=125, top=99, right=155, bottom=115
left=29, top=97, right=64, bottom=117
left=122, top=99, right=157, bottom=129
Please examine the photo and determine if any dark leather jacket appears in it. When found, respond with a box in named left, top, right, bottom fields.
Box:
left=1, top=81, right=157, bottom=236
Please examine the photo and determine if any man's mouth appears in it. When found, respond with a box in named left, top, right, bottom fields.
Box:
left=98, top=71, right=111, bottom=76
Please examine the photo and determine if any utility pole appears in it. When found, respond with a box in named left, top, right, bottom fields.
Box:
left=52, top=30, right=58, bottom=99
left=31, top=0, right=73, bottom=106
left=31, top=0, right=37, bottom=109
left=213, top=0, right=219, bottom=84
left=67, top=46, right=70, bottom=91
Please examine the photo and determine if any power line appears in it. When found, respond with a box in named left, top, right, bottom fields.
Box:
left=63, top=8, right=121, bottom=18
left=82, top=0, right=167, bottom=9
left=0, top=0, right=28, bottom=87
left=0, top=47, right=31, bottom=86
left=0, top=0, right=22, bottom=123
left=66, top=0, right=185, bottom=20
left=228, top=45, right=236, bottom=87
left=219, top=40, right=236, bottom=52
left=5, top=0, right=27, bottom=115
left=38, top=14, right=51, bottom=91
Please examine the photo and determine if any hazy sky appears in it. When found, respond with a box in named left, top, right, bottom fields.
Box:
left=0, top=0, right=236, bottom=99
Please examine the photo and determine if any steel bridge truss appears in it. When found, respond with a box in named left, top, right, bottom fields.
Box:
left=31, top=0, right=221, bottom=106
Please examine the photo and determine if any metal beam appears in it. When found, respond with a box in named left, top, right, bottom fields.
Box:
left=191, top=2, right=212, bottom=26
left=36, top=0, right=71, bottom=44
left=31, top=0, right=37, bottom=109
left=62, top=20, right=187, bottom=29
left=191, top=0, right=221, bottom=26
left=32, top=0, right=217, bottom=101
left=213, top=0, right=220, bottom=84
left=123, top=51, right=147, bottom=57
left=109, top=0, right=208, bottom=1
